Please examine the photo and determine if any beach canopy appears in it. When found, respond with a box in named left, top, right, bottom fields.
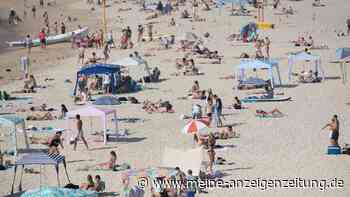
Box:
left=161, top=147, right=203, bottom=176
left=93, top=96, right=121, bottom=105
left=66, top=106, right=118, bottom=144
left=336, top=48, right=350, bottom=83
left=182, top=119, right=208, bottom=135
left=236, top=59, right=282, bottom=88
left=74, top=64, right=121, bottom=95
left=111, top=56, right=151, bottom=83
left=336, top=48, right=350, bottom=59
left=21, top=187, right=96, bottom=197
left=0, top=115, right=29, bottom=156
left=11, top=152, right=71, bottom=194
left=287, top=52, right=324, bottom=82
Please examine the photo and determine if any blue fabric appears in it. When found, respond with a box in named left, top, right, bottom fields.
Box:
left=74, top=64, right=121, bottom=95
left=21, top=187, right=97, bottom=197
left=93, top=96, right=121, bottom=105
left=336, top=48, right=350, bottom=59
left=0, top=115, right=25, bottom=125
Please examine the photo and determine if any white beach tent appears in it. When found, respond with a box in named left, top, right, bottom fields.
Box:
left=236, top=59, right=282, bottom=88
left=66, top=106, right=118, bottom=144
left=112, top=56, right=151, bottom=85
left=287, top=52, right=325, bottom=82
left=0, top=115, right=29, bottom=156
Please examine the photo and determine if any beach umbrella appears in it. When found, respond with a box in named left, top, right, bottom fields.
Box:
left=182, top=119, right=208, bottom=135
left=93, top=96, right=121, bottom=105
left=21, top=187, right=97, bottom=197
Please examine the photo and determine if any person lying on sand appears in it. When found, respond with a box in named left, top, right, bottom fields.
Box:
left=29, top=104, right=55, bottom=112
left=181, top=9, right=190, bottom=18
left=48, top=131, right=64, bottom=154
left=176, top=57, right=189, bottom=69
left=215, top=126, right=239, bottom=139
left=85, top=52, right=102, bottom=64
left=145, top=12, right=158, bottom=20
left=142, top=100, right=174, bottom=113
left=26, top=112, right=56, bottom=121
left=292, top=70, right=321, bottom=83
left=256, top=108, right=284, bottom=118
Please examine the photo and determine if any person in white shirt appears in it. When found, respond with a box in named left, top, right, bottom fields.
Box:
left=20, top=56, right=30, bottom=79
left=25, top=35, right=32, bottom=54
left=103, top=75, right=111, bottom=94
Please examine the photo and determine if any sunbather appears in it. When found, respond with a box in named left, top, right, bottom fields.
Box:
left=256, top=108, right=284, bottom=117
left=48, top=131, right=64, bottom=154
left=26, top=112, right=55, bottom=121
left=97, top=151, right=117, bottom=169
left=80, top=175, right=95, bottom=190
left=93, top=175, right=106, bottom=192
left=216, top=126, right=239, bottom=139
left=233, top=97, right=242, bottom=109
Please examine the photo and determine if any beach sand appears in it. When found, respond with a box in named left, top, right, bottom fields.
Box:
left=0, top=0, right=350, bottom=196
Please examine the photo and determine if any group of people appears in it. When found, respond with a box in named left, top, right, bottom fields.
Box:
left=255, top=36, right=271, bottom=58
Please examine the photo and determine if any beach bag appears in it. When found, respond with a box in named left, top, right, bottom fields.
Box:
left=128, top=97, right=139, bottom=104
left=118, top=97, right=128, bottom=102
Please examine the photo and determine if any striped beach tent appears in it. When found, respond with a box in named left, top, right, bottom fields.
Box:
left=11, top=152, right=71, bottom=194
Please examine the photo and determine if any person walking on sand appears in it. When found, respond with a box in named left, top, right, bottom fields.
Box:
left=213, top=95, right=223, bottom=127
left=322, top=115, right=340, bottom=146
left=31, top=5, right=36, bottom=18
left=73, top=114, right=89, bottom=150
left=77, top=45, right=85, bottom=65
left=347, top=18, right=350, bottom=35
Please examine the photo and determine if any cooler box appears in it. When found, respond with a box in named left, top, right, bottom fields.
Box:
left=257, top=22, right=274, bottom=30
left=327, top=146, right=341, bottom=155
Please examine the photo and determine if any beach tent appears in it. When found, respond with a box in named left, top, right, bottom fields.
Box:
left=236, top=59, right=282, bottom=88
left=66, top=106, right=118, bottom=144
left=336, top=48, right=350, bottom=83
left=21, top=187, right=97, bottom=197
left=287, top=52, right=324, bottom=82
left=11, top=152, right=70, bottom=194
left=73, top=64, right=121, bottom=95
left=93, top=96, right=121, bottom=105
left=161, top=147, right=203, bottom=176
left=0, top=115, right=29, bottom=156
left=111, top=56, right=152, bottom=84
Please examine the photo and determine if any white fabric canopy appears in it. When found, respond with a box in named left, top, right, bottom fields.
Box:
left=288, top=52, right=325, bottom=82
left=161, top=147, right=203, bottom=176
left=236, top=59, right=282, bottom=88
left=66, top=106, right=118, bottom=144
left=0, top=116, right=29, bottom=156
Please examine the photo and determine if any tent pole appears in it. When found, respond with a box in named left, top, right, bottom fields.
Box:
left=103, top=116, right=107, bottom=144
left=114, top=111, right=118, bottom=135
left=63, top=159, right=71, bottom=183
left=19, top=165, right=24, bottom=192
left=11, top=165, right=17, bottom=194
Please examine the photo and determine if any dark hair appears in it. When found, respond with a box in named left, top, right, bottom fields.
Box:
left=61, top=104, right=68, bottom=113
left=56, top=131, right=63, bottom=135
left=333, top=115, right=338, bottom=119
left=110, top=151, right=117, bottom=157
left=175, top=167, right=180, bottom=171
left=187, top=169, right=192, bottom=175
left=95, top=175, right=101, bottom=180
left=76, top=114, right=80, bottom=119
left=87, top=175, right=94, bottom=185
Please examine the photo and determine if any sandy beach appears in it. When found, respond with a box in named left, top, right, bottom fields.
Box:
left=1, top=0, right=350, bottom=196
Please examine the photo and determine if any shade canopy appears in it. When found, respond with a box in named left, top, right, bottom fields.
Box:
left=11, top=152, right=71, bottom=194
left=74, top=64, right=121, bottom=95
left=287, top=52, right=324, bottom=82
left=336, top=48, right=350, bottom=59
left=0, top=115, right=29, bottom=156
left=66, top=106, right=118, bottom=144
left=236, top=59, right=282, bottom=88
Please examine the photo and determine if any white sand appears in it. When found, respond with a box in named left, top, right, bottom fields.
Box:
left=1, top=0, right=350, bottom=196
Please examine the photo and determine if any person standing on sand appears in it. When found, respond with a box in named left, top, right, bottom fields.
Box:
left=39, top=29, right=47, bottom=49
left=347, top=18, right=350, bottom=35
left=147, top=23, right=153, bottom=41
left=265, top=37, right=271, bottom=58
left=213, top=95, right=223, bottom=127
left=25, top=34, right=33, bottom=54
left=73, top=114, right=89, bottom=151
left=40, top=0, right=44, bottom=8
left=322, top=115, right=340, bottom=146
left=61, top=22, right=66, bottom=34
left=137, top=24, right=144, bottom=42
left=78, top=45, right=85, bottom=65
left=31, top=5, right=36, bottom=18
